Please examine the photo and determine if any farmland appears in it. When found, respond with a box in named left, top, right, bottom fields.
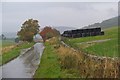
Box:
left=0, top=39, right=16, bottom=55
left=0, top=39, right=15, bottom=48
left=63, top=26, right=118, bottom=57
left=0, top=39, right=34, bottom=65
left=34, top=34, right=119, bottom=78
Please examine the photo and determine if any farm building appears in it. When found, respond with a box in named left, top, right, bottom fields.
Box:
left=61, top=27, right=104, bottom=38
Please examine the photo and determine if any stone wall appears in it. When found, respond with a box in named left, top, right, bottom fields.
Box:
left=61, top=41, right=120, bottom=78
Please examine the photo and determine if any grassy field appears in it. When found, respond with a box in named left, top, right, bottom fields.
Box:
left=1, top=39, right=15, bottom=48
left=0, top=42, right=34, bottom=65
left=63, top=26, right=118, bottom=57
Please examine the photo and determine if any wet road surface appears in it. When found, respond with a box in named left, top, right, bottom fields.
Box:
left=0, top=43, right=44, bottom=78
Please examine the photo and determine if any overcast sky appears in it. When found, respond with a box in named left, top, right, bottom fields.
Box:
left=1, top=0, right=119, bottom=2
left=0, top=2, right=118, bottom=33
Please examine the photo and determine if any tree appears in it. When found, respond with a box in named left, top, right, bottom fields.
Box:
left=15, top=37, right=19, bottom=43
left=1, top=34, right=6, bottom=40
left=17, top=19, right=40, bottom=42
left=40, top=26, right=60, bottom=41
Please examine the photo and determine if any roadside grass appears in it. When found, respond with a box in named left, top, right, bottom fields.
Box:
left=63, top=27, right=118, bottom=57
left=57, top=45, right=81, bottom=78
left=34, top=37, right=80, bottom=78
left=0, top=42, right=34, bottom=65
left=34, top=42, right=61, bottom=78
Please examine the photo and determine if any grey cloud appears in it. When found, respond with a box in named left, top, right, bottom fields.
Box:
left=2, top=2, right=118, bottom=32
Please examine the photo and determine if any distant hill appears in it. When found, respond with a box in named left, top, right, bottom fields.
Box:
left=83, top=16, right=118, bottom=29
left=53, top=26, right=76, bottom=34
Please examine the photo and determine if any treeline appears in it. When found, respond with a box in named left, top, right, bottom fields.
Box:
left=0, top=34, right=6, bottom=40
left=17, top=19, right=60, bottom=42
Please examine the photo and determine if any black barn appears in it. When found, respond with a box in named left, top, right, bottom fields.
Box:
left=61, top=27, right=104, bottom=38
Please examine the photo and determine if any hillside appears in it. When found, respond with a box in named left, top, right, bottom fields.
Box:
left=53, top=26, right=76, bottom=34
left=83, top=16, right=118, bottom=29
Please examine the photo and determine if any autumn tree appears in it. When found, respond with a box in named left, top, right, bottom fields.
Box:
left=40, top=26, right=60, bottom=41
left=17, top=19, right=40, bottom=42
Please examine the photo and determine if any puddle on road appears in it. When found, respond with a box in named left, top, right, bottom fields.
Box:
left=0, top=43, right=44, bottom=78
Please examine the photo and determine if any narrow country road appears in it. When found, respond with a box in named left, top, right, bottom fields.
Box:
left=0, top=43, right=44, bottom=78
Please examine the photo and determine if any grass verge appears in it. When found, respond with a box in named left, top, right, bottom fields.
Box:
left=34, top=42, right=61, bottom=78
left=34, top=37, right=80, bottom=78
left=0, top=42, right=34, bottom=65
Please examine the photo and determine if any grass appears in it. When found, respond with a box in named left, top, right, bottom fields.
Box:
left=84, top=38, right=118, bottom=57
left=57, top=44, right=81, bottom=78
left=33, top=33, right=119, bottom=78
left=34, top=42, right=61, bottom=78
left=63, top=26, right=118, bottom=57
left=1, top=39, right=15, bottom=48
left=34, top=37, right=80, bottom=78
left=0, top=42, right=34, bottom=65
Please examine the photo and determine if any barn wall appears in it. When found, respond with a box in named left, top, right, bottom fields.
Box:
left=62, top=28, right=104, bottom=38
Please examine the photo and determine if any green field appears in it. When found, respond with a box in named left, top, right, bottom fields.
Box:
left=63, top=26, right=118, bottom=57
left=0, top=39, right=15, bottom=48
